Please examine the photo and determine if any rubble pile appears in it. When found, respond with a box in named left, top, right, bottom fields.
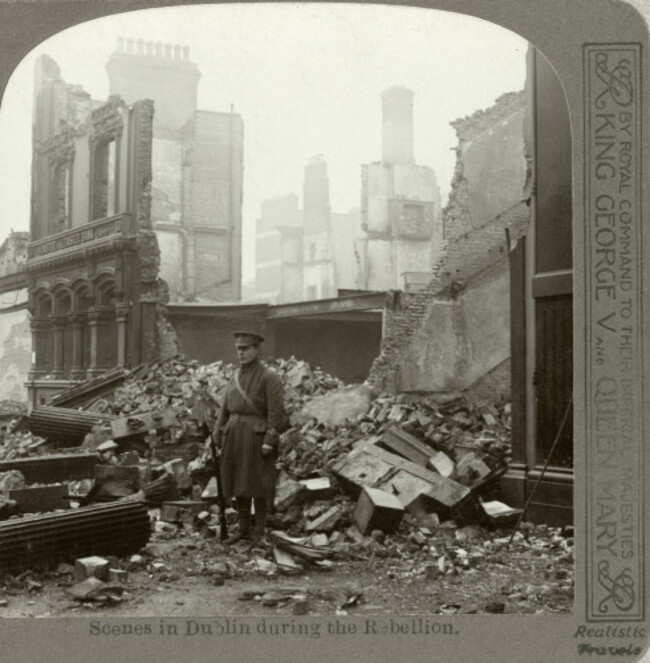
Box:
left=0, top=400, right=27, bottom=421
left=0, top=431, right=50, bottom=461
left=3, top=355, right=517, bottom=546
left=0, top=353, right=568, bottom=618
left=104, top=356, right=345, bottom=419
left=276, top=393, right=511, bottom=485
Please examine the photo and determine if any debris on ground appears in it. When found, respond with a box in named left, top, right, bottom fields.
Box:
left=0, top=355, right=574, bottom=616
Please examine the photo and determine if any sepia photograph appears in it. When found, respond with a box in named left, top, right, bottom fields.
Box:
left=0, top=0, right=647, bottom=661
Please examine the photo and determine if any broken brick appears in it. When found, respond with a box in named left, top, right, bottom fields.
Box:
left=274, top=472, right=308, bottom=511
left=109, top=569, right=128, bottom=583
left=455, top=452, right=492, bottom=486
left=427, top=451, right=455, bottom=478
left=309, top=533, right=329, bottom=548
left=293, top=599, right=309, bottom=615
left=75, top=556, right=110, bottom=582
left=298, top=477, right=334, bottom=499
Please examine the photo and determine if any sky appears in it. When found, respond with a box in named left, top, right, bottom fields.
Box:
left=0, top=3, right=528, bottom=282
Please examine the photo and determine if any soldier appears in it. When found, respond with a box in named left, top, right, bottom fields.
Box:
left=213, top=329, right=289, bottom=544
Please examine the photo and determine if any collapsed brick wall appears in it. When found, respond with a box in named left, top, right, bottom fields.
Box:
left=462, top=358, right=511, bottom=404
left=368, top=91, right=530, bottom=395
left=367, top=204, right=528, bottom=393
left=444, top=201, right=530, bottom=295
left=444, top=91, right=526, bottom=241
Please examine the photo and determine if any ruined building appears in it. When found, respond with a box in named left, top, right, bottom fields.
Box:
left=254, top=193, right=303, bottom=303
left=356, top=86, right=442, bottom=292
left=254, top=156, right=360, bottom=303
left=368, top=48, right=573, bottom=525
left=368, top=90, right=529, bottom=396
left=301, top=156, right=337, bottom=300
left=26, top=54, right=172, bottom=406
left=106, top=38, right=244, bottom=302
left=254, top=86, right=441, bottom=304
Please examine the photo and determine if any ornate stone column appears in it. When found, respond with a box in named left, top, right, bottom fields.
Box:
left=70, top=313, right=87, bottom=381
left=51, top=315, right=66, bottom=379
left=86, top=308, right=110, bottom=378
left=115, top=304, right=130, bottom=368
left=28, top=316, right=50, bottom=379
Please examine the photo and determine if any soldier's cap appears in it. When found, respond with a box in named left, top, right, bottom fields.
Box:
left=233, top=330, right=264, bottom=347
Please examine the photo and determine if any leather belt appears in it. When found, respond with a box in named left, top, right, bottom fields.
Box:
left=229, top=413, right=265, bottom=425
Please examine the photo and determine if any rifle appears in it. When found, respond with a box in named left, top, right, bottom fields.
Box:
left=208, top=432, right=229, bottom=541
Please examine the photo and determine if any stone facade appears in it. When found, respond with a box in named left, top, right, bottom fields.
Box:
left=368, top=91, right=529, bottom=395
left=26, top=55, right=175, bottom=406
left=106, top=39, right=244, bottom=303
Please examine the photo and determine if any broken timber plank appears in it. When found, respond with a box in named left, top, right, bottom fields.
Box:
left=378, top=425, right=435, bottom=467
left=353, top=486, right=404, bottom=535
left=48, top=368, right=131, bottom=409
left=2, top=483, right=69, bottom=514
left=0, top=453, right=98, bottom=484
left=330, top=442, right=396, bottom=498
left=333, top=438, right=469, bottom=516
left=110, top=407, right=179, bottom=441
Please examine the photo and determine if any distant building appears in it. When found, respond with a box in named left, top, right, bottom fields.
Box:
left=302, top=156, right=336, bottom=301
left=357, top=86, right=442, bottom=291
left=254, top=156, right=360, bottom=303
left=254, top=194, right=303, bottom=303
left=106, top=37, right=244, bottom=302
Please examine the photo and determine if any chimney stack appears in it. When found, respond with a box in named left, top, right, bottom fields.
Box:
left=381, top=86, right=415, bottom=165
left=106, top=37, right=200, bottom=133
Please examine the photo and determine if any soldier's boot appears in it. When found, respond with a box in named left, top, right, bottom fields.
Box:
left=251, top=497, right=268, bottom=544
left=224, top=499, right=252, bottom=545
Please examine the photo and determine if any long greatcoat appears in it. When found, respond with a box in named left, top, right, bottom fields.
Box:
left=214, top=359, right=288, bottom=500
